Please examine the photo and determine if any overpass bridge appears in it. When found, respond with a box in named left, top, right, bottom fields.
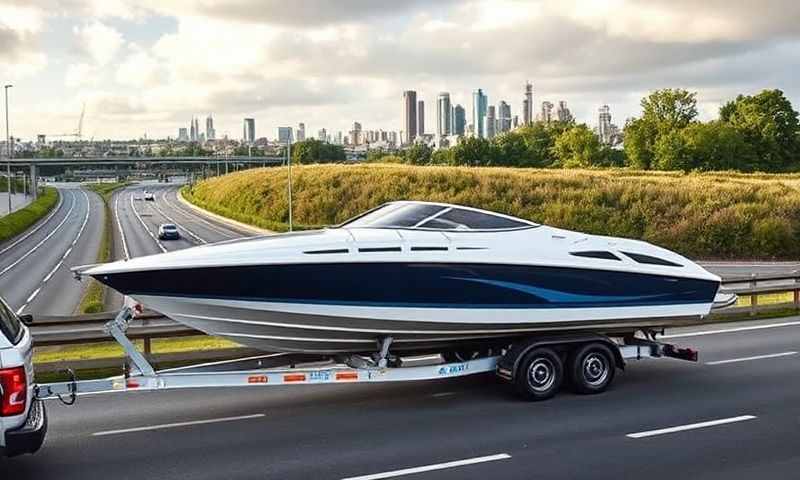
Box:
left=2, top=156, right=285, bottom=198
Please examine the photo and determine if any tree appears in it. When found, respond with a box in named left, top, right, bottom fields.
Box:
left=292, top=139, right=345, bottom=164
left=719, top=89, right=800, bottom=171
left=449, top=137, right=497, bottom=166
left=403, top=143, right=433, bottom=165
left=623, top=88, right=699, bottom=169
left=653, top=121, right=757, bottom=172
left=552, top=124, right=604, bottom=168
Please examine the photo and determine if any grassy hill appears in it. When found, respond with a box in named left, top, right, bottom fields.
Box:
left=183, top=164, right=800, bottom=260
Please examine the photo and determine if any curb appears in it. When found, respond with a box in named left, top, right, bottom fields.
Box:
left=177, top=188, right=273, bottom=236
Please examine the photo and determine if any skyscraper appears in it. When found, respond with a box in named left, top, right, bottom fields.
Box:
left=598, top=105, right=613, bottom=145
left=523, top=81, right=533, bottom=125
left=403, top=90, right=417, bottom=144
left=178, top=128, right=189, bottom=142
left=206, top=115, right=215, bottom=141
left=453, top=104, right=466, bottom=136
left=436, top=92, right=451, bottom=137
left=318, top=128, right=327, bottom=142
left=556, top=101, right=572, bottom=122
left=486, top=105, right=497, bottom=139
left=350, top=121, right=363, bottom=145
left=540, top=101, right=554, bottom=123
left=278, top=126, right=293, bottom=144
left=297, top=123, right=305, bottom=142
left=498, top=101, right=512, bottom=133
left=472, top=89, right=488, bottom=138
left=417, top=101, right=425, bottom=138
left=243, top=118, right=255, bottom=143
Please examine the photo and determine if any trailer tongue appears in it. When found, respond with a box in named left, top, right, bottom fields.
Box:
left=35, top=307, right=698, bottom=404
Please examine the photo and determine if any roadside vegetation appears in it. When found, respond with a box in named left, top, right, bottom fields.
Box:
left=0, top=186, right=59, bottom=244
left=185, top=164, right=800, bottom=260
left=76, top=183, right=129, bottom=314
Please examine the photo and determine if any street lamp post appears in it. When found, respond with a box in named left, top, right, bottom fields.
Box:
left=4, top=84, right=12, bottom=214
left=287, top=140, right=292, bottom=232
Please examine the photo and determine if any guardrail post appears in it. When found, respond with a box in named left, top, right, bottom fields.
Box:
left=750, top=273, right=758, bottom=316
left=143, top=336, right=152, bottom=360
left=794, top=270, right=800, bottom=311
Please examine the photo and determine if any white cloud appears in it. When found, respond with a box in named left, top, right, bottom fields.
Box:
left=115, top=45, right=162, bottom=87
left=64, top=62, right=100, bottom=88
left=73, top=20, right=124, bottom=65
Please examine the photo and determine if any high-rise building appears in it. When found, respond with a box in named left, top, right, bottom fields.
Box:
left=523, top=81, right=533, bottom=125
left=243, top=118, right=255, bottom=143
left=205, top=115, right=215, bottom=141
left=194, top=118, right=200, bottom=142
left=486, top=105, right=497, bottom=139
left=540, top=101, right=554, bottom=123
left=417, top=100, right=425, bottom=138
left=278, top=126, right=293, bottom=144
left=349, top=121, right=363, bottom=145
left=597, top=105, right=614, bottom=145
left=335, top=131, right=343, bottom=144
left=297, top=123, right=306, bottom=142
left=388, top=131, right=398, bottom=145
left=189, top=118, right=197, bottom=142
left=513, top=115, right=520, bottom=129
left=453, top=104, right=466, bottom=135
left=472, top=89, right=488, bottom=138
left=556, top=101, right=572, bottom=123
left=178, top=128, right=189, bottom=142
left=403, top=90, right=417, bottom=144
left=318, top=128, right=327, bottom=142
left=498, top=101, right=512, bottom=133
left=436, top=92, right=451, bottom=137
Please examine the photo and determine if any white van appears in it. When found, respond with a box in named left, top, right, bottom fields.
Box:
left=0, top=297, right=46, bottom=457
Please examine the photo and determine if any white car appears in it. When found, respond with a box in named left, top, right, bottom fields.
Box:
left=0, top=298, right=46, bottom=457
left=144, top=191, right=155, bottom=201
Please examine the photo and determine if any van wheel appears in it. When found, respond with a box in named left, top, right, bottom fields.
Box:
left=514, top=347, right=563, bottom=401
left=568, top=343, right=615, bottom=394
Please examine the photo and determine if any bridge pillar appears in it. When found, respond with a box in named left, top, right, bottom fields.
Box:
left=30, top=164, right=38, bottom=200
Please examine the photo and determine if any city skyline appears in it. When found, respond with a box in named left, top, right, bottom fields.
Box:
left=1, top=1, right=798, bottom=140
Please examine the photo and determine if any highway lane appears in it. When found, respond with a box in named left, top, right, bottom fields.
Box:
left=4, top=317, right=800, bottom=479
left=0, top=186, right=103, bottom=315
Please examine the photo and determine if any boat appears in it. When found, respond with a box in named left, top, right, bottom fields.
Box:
left=79, top=201, right=729, bottom=355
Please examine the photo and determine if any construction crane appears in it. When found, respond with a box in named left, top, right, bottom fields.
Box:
left=45, top=103, right=85, bottom=140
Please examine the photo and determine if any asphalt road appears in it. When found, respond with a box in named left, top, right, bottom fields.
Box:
left=0, top=185, right=103, bottom=315
left=2, top=317, right=800, bottom=479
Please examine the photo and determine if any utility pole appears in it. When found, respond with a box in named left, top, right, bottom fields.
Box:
left=4, top=84, right=12, bottom=215
left=287, top=140, right=292, bottom=232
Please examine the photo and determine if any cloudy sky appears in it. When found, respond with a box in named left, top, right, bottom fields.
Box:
left=1, top=0, right=798, bottom=141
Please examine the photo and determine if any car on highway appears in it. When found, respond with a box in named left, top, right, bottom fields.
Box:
left=158, top=223, right=180, bottom=240
left=0, top=297, right=46, bottom=457
left=144, top=191, right=155, bottom=201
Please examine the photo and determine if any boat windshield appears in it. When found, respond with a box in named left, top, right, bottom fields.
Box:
left=340, top=203, right=534, bottom=231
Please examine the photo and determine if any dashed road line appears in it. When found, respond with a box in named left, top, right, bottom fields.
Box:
left=130, top=189, right=167, bottom=253
left=0, top=188, right=64, bottom=257
left=162, top=188, right=238, bottom=239
left=341, top=453, right=512, bottom=480
left=663, top=321, right=800, bottom=338
left=626, top=415, right=757, bottom=439
left=92, top=413, right=265, bottom=436
left=706, top=351, right=797, bottom=365
left=151, top=190, right=207, bottom=244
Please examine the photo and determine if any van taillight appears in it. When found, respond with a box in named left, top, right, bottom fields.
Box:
left=0, top=366, right=27, bottom=416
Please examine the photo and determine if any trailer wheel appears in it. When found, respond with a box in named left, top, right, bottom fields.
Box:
left=568, top=343, right=615, bottom=394
left=514, top=347, right=563, bottom=401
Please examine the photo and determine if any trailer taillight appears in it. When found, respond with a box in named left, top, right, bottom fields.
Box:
left=0, top=366, right=27, bottom=416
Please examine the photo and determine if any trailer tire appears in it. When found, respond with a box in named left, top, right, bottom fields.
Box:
left=514, top=347, right=563, bottom=401
left=568, top=343, right=615, bottom=395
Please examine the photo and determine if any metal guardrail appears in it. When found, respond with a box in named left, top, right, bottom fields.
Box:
left=28, top=273, right=800, bottom=371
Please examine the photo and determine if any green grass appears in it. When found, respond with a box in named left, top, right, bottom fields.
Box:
left=0, top=187, right=59, bottom=244
left=34, top=335, right=238, bottom=364
left=184, top=164, right=800, bottom=259
left=76, top=183, right=129, bottom=314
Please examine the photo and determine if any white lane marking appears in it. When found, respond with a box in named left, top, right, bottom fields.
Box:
left=92, top=413, right=265, bottom=437
left=0, top=188, right=64, bottom=256
left=163, top=188, right=237, bottom=238
left=663, top=321, right=800, bottom=338
left=706, top=351, right=797, bottom=365
left=341, top=453, right=512, bottom=480
left=432, top=392, right=456, bottom=398
left=0, top=190, right=76, bottom=277
left=16, top=189, right=91, bottom=312
left=129, top=189, right=167, bottom=253
left=114, top=189, right=130, bottom=259
left=151, top=190, right=207, bottom=244
left=626, top=415, right=757, bottom=439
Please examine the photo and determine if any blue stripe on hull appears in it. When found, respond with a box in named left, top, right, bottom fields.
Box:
left=96, top=262, right=719, bottom=310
